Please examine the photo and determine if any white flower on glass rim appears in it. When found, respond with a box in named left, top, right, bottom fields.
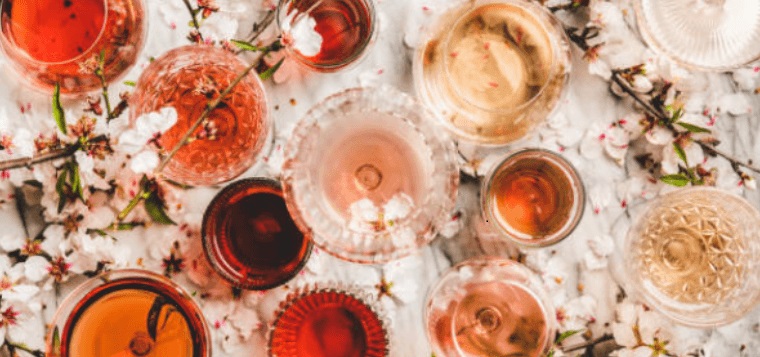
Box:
left=117, top=107, right=177, bottom=174
left=383, top=193, right=414, bottom=224
left=348, top=198, right=380, bottom=231
left=282, top=13, right=323, bottom=57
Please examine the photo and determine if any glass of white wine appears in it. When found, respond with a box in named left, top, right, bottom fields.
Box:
left=625, top=187, right=760, bottom=327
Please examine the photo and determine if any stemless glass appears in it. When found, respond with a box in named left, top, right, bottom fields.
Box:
left=481, top=148, right=585, bottom=247
left=276, top=0, right=376, bottom=72
left=624, top=187, right=760, bottom=327
left=202, top=178, right=312, bottom=290
left=426, top=257, right=556, bottom=357
left=282, top=86, right=459, bottom=264
left=268, top=284, right=389, bottom=357
left=47, top=269, right=210, bottom=357
left=413, top=0, right=571, bottom=146
left=633, top=0, right=760, bottom=71
left=0, top=0, right=146, bottom=94
left=130, top=45, right=271, bottom=187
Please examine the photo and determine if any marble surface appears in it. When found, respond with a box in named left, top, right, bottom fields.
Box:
left=0, top=0, right=759, bottom=356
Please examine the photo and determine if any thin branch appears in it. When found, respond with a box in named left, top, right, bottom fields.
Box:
left=0, top=135, right=108, bottom=172
left=561, top=334, right=615, bottom=352
left=182, top=0, right=205, bottom=42
left=95, top=52, right=115, bottom=122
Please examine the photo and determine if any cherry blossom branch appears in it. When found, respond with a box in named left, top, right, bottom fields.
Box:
left=182, top=0, right=205, bottom=43
left=561, top=334, right=615, bottom=353
left=0, top=135, right=108, bottom=172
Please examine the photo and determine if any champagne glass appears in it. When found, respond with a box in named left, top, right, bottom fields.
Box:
left=202, top=178, right=312, bottom=290
left=481, top=148, right=585, bottom=247
left=633, top=0, right=760, bottom=71
left=129, top=45, right=272, bottom=187
left=0, top=0, right=147, bottom=94
left=282, top=86, right=459, bottom=264
left=276, top=0, right=376, bottom=72
left=425, top=257, right=556, bottom=357
left=624, top=187, right=760, bottom=326
left=268, top=284, right=389, bottom=357
left=47, top=269, right=210, bottom=357
left=413, top=0, right=570, bottom=145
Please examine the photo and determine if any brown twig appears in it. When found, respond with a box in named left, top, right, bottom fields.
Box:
left=182, top=0, right=205, bottom=42
left=0, top=135, right=108, bottom=172
left=562, top=334, right=615, bottom=352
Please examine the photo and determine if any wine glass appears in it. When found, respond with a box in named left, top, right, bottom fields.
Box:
left=281, top=86, right=459, bottom=264
left=633, top=0, right=760, bottom=71
left=624, top=187, right=760, bottom=326
left=47, top=269, right=210, bottom=357
left=276, top=0, right=376, bottom=72
left=481, top=148, right=585, bottom=247
left=129, top=45, right=272, bottom=187
left=268, top=284, right=389, bottom=357
left=425, top=257, right=556, bottom=357
left=202, top=177, right=312, bottom=290
left=0, top=0, right=147, bottom=94
left=413, top=0, right=571, bottom=145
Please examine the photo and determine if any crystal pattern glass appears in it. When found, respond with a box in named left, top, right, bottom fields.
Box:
left=634, top=0, right=760, bottom=71
left=0, top=0, right=146, bottom=94
left=130, top=45, right=271, bottom=187
left=277, top=0, right=376, bottom=72
left=47, top=269, right=210, bottom=357
left=425, top=257, right=556, bottom=357
left=481, top=148, right=585, bottom=247
left=413, top=0, right=571, bottom=145
left=625, top=187, right=760, bottom=326
left=202, top=178, right=312, bottom=290
left=282, top=86, right=459, bottom=263
left=268, top=285, right=389, bottom=357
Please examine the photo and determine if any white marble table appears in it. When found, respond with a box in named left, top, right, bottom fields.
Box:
left=0, top=0, right=759, bottom=356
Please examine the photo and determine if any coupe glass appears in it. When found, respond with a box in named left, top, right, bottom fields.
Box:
left=276, top=0, right=376, bottom=72
left=624, top=187, right=760, bottom=327
left=282, top=86, right=459, bottom=264
left=47, top=269, right=210, bottom=357
left=413, top=0, right=571, bottom=146
left=425, top=257, right=556, bottom=357
left=202, top=177, right=312, bottom=290
left=130, top=45, right=271, bottom=187
left=268, top=284, right=389, bottom=357
left=481, top=148, right=585, bottom=247
left=0, top=0, right=146, bottom=94
left=634, top=0, right=760, bottom=71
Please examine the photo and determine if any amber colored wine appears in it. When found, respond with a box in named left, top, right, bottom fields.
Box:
left=0, top=0, right=145, bottom=93
left=59, top=276, right=208, bottom=357
left=430, top=281, right=549, bottom=357
left=202, top=178, right=311, bottom=290
left=269, top=289, right=388, bottom=357
left=130, top=46, right=269, bottom=186
left=283, top=0, right=374, bottom=69
left=315, top=113, right=429, bottom=219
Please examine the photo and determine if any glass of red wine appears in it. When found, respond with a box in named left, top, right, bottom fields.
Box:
left=276, top=0, right=376, bottom=72
left=0, top=0, right=147, bottom=94
left=202, top=178, right=312, bottom=290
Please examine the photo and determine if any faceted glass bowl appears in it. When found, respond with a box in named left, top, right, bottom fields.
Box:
left=625, top=187, right=760, bottom=327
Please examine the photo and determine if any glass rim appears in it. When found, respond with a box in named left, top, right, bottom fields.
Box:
left=281, top=85, right=460, bottom=264
left=46, top=268, right=211, bottom=357
left=275, top=0, right=378, bottom=72
left=0, top=0, right=111, bottom=66
left=440, top=0, right=561, bottom=115
left=201, top=177, right=313, bottom=290
left=480, top=148, right=585, bottom=247
left=267, top=283, right=391, bottom=356
left=424, top=257, right=557, bottom=356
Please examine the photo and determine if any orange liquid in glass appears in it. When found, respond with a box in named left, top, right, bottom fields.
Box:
left=8, top=0, right=105, bottom=62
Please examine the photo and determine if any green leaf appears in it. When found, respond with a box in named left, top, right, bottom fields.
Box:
left=661, top=174, right=691, bottom=187
left=545, top=350, right=555, bottom=357
left=556, top=329, right=584, bottom=344
left=259, top=58, right=284, bottom=81
left=70, top=162, right=83, bottom=200
left=52, top=326, right=61, bottom=356
left=672, top=142, right=688, bottom=166
left=123, top=80, right=136, bottom=87
left=144, top=192, right=176, bottom=225
left=52, top=83, right=67, bottom=135
left=676, top=122, right=711, bottom=134
left=55, top=167, right=69, bottom=213
left=230, top=39, right=261, bottom=52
